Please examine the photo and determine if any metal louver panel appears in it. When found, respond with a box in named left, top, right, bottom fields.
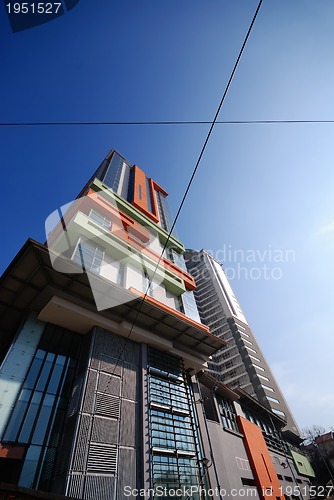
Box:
left=84, top=475, right=116, bottom=500
left=98, top=372, right=121, bottom=396
left=120, top=400, right=137, bottom=447
left=100, top=355, right=122, bottom=377
left=87, top=444, right=117, bottom=473
left=67, top=474, right=84, bottom=499
left=92, top=416, right=119, bottom=444
left=92, top=328, right=106, bottom=360
left=123, top=341, right=140, bottom=364
left=73, top=414, right=91, bottom=471
left=117, top=447, right=136, bottom=497
left=95, top=392, right=120, bottom=418
left=83, top=370, right=98, bottom=413
left=103, top=331, right=124, bottom=358
left=122, top=363, right=138, bottom=401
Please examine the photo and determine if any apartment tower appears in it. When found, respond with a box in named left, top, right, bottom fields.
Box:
left=184, top=249, right=299, bottom=435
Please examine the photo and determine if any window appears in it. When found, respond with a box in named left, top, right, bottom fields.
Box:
left=261, top=384, right=274, bottom=393
left=253, top=364, right=265, bottom=372
left=148, top=348, right=202, bottom=497
left=245, top=346, right=257, bottom=354
left=272, top=408, right=286, bottom=417
left=266, top=396, right=280, bottom=404
left=89, top=209, right=111, bottom=229
left=143, top=271, right=154, bottom=297
left=2, top=325, right=80, bottom=491
left=249, top=354, right=261, bottom=363
left=218, top=397, right=238, bottom=432
left=72, top=240, right=104, bottom=273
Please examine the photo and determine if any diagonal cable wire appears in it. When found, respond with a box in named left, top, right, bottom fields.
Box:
left=100, top=0, right=264, bottom=396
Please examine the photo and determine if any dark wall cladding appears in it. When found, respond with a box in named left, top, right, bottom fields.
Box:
left=63, top=327, right=141, bottom=500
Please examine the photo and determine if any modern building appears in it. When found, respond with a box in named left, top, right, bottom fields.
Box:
left=302, top=431, right=334, bottom=487
left=0, top=149, right=314, bottom=499
left=196, top=371, right=315, bottom=500
left=184, top=249, right=300, bottom=435
left=0, top=150, right=222, bottom=498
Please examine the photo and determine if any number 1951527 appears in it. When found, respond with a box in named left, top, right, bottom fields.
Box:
left=6, top=3, right=62, bottom=14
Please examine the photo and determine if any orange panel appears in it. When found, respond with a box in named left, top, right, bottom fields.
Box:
left=132, top=165, right=149, bottom=214
left=131, top=166, right=160, bottom=223
left=237, top=416, right=284, bottom=500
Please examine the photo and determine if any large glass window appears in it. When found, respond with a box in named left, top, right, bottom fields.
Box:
left=217, top=397, right=239, bottom=432
left=102, top=152, right=131, bottom=193
left=155, top=190, right=178, bottom=238
left=1, top=324, right=81, bottom=491
left=181, top=291, right=201, bottom=323
left=148, top=348, right=203, bottom=499
left=89, top=209, right=111, bottom=229
left=72, top=240, right=104, bottom=273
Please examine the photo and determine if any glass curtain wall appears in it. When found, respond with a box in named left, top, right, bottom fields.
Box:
left=0, top=322, right=81, bottom=491
left=147, top=348, right=204, bottom=499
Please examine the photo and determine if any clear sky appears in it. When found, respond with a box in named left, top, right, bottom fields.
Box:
left=1, top=0, right=334, bottom=432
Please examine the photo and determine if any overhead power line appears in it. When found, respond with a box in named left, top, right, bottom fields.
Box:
left=101, top=0, right=264, bottom=394
left=1, top=120, right=334, bottom=126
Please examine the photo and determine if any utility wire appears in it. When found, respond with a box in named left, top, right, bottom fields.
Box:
left=1, top=119, right=334, bottom=126
left=101, top=0, right=263, bottom=398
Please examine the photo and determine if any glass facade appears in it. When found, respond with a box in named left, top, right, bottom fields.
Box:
left=148, top=348, right=203, bottom=499
left=0, top=322, right=81, bottom=491
left=181, top=291, right=202, bottom=323
left=146, top=176, right=154, bottom=214
left=155, top=190, right=177, bottom=237
left=217, top=396, right=239, bottom=432
left=102, top=151, right=131, bottom=194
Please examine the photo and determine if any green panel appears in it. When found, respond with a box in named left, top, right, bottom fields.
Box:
left=54, top=211, right=186, bottom=296
left=90, top=178, right=185, bottom=253
left=290, top=450, right=316, bottom=477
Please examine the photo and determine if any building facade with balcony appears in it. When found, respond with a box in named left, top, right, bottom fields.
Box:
left=0, top=150, right=222, bottom=499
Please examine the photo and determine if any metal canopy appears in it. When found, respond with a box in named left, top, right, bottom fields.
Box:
left=197, top=371, right=240, bottom=401
left=0, top=239, right=225, bottom=359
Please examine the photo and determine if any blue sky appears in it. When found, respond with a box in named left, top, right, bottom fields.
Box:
left=1, top=0, right=334, bottom=431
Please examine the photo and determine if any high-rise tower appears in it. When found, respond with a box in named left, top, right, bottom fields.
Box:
left=184, top=249, right=299, bottom=435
